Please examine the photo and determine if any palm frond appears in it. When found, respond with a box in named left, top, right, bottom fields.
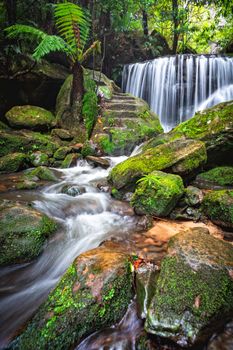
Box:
left=54, top=2, right=91, bottom=59
left=5, top=24, right=46, bottom=42
left=32, top=35, right=70, bottom=61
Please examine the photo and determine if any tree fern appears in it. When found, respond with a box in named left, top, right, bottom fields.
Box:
left=32, top=35, right=69, bottom=61
left=54, top=2, right=90, bottom=62
left=5, top=24, right=46, bottom=42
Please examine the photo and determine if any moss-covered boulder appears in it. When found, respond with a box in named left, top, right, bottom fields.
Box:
left=184, top=186, right=203, bottom=207
left=5, top=105, right=56, bottom=130
left=109, top=139, right=206, bottom=190
left=29, top=151, right=49, bottom=167
left=145, top=101, right=233, bottom=166
left=11, top=244, right=133, bottom=349
left=0, top=129, right=60, bottom=158
left=61, top=154, right=77, bottom=168
left=145, top=228, right=233, bottom=347
left=27, top=166, right=58, bottom=182
left=131, top=171, right=184, bottom=217
left=0, top=153, right=27, bottom=173
left=195, top=167, right=233, bottom=189
left=202, top=190, right=233, bottom=229
left=0, top=201, right=57, bottom=265
left=51, top=128, right=74, bottom=141
left=53, top=146, right=71, bottom=160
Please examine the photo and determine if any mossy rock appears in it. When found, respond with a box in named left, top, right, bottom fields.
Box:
left=131, top=171, right=184, bottom=217
left=5, top=105, right=56, bottom=130
left=109, top=139, right=206, bottom=190
left=29, top=151, right=49, bottom=167
left=0, top=129, right=60, bottom=157
left=0, top=153, right=27, bottom=173
left=51, top=128, right=74, bottom=141
left=53, top=146, right=71, bottom=160
left=10, top=244, right=133, bottom=349
left=145, top=227, right=233, bottom=347
left=0, top=201, right=57, bottom=265
left=202, top=190, right=233, bottom=229
left=61, top=154, right=78, bottom=168
left=195, top=167, right=233, bottom=189
left=27, top=166, right=58, bottom=182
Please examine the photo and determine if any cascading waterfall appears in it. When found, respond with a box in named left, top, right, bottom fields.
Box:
left=122, top=55, right=233, bottom=131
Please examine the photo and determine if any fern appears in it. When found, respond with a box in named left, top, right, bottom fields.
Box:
left=5, top=24, right=46, bottom=42
left=32, top=35, right=68, bottom=60
left=137, top=174, right=160, bottom=188
left=54, top=2, right=90, bottom=62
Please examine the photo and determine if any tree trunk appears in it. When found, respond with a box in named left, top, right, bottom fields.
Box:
left=142, top=10, right=148, bottom=36
left=70, top=61, right=84, bottom=124
left=172, top=0, right=179, bottom=54
left=5, top=0, right=17, bottom=25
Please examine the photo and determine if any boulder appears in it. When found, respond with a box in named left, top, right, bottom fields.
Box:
left=29, top=151, right=49, bottom=167
left=0, top=201, right=57, bottom=265
left=202, top=190, right=233, bottom=229
left=51, top=128, right=74, bottom=140
left=27, top=166, right=58, bottom=182
left=109, top=139, right=207, bottom=190
left=86, top=155, right=110, bottom=169
left=131, top=171, right=184, bottom=217
left=53, top=146, right=71, bottom=160
left=0, top=153, right=27, bottom=173
left=184, top=186, right=203, bottom=207
left=61, top=154, right=78, bottom=168
left=194, top=167, right=233, bottom=189
left=145, top=228, right=233, bottom=347
left=61, top=185, right=86, bottom=197
left=11, top=244, right=133, bottom=349
left=5, top=105, right=56, bottom=130
left=0, top=129, right=60, bottom=158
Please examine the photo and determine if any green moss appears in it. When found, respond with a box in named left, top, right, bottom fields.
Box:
left=202, top=190, right=233, bottom=226
left=0, top=206, right=57, bottom=265
left=131, top=171, right=184, bottom=217
left=61, top=154, right=76, bottom=168
left=197, top=167, right=233, bottom=186
left=53, top=146, right=71, bottom=160
left=5, top=105, right=55, bottom=130
left=109, top=139, right=205, bottom=189
left=173, top=101, right=233, bottom=140
left=12, top=256, right=133, bottom=349
left=81, top=141, right=96, bottom=157
left=146, top=256, right=233, bottom=343
left=0, top=152, right=27, bottom=173
left=28, top=166, right=57, bottom=182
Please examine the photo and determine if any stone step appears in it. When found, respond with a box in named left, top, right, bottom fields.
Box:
left=104, top=103, right=141, bottom=112
left=103, top=109, right=142, bottom=119
left=111, top=93, right=136, bottom=100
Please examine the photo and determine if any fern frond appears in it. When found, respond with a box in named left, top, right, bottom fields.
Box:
left=32, top=35, right=70, bottom=61
left=5, top=24, right=46, bottom=42
left=81, top=40, right=101, bottom=63
left=54, top=2, right=90, bottom=58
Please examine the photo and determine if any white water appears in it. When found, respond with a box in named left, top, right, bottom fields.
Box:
left=0, top=156, right=142, bottom=348
left=122, top=55, right=233, bottom=131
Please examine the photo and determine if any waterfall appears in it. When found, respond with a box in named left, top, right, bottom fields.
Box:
left=122, top=55, right=233, bottom=131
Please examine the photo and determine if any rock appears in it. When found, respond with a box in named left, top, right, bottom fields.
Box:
left=136, top=262, right=159, bottom=319
left=51, top=128, right=74, bottom=140
left=145, top=227, right=233, bottom=347
left=0, top=200, right=57, bottom=265
left=27, top=166, right=58, bottom=182
left=61, top=185, right=86, bottom=197
left=131, top=171, right=185, bottom=217
left=194, top=167, right=233, bottom=189
left=93, top=95, right=163, bottom=156
left=11, top=244, right=133, bottom=349
left=109, top=139, right=207, bottom=190
left=29, top=151, right=49, bottom=167
left=86, top=155, right=110, bottom=169
left=185, top=186, right=203, bottom=206
left=53, top=146, right=71, bottom=160
left=207, top=320, right=233, bottom=350
left=0, top=153, right=27, bottom=173
left=202, top=190, right=233, bottom=229
left=5, top=105, right=56, bottom=130
left=170, top=206, right=202, bottom=222
left=0, top=129, right=60, bottom=158
left=71, top=143, right=83, bottom=152
left=61, top=154, right=78, bottom=168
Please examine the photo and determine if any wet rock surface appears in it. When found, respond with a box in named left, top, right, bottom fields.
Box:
left=10, top=243, right=133, bottom=350
left=0, top=200, right=57, bottom=265
left=145, top=227, right=233, bottom=347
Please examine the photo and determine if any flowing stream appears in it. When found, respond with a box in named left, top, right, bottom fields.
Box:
left=122, top=55, right=233, bottom=131
left=0, top=155, right=145, bottom=348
